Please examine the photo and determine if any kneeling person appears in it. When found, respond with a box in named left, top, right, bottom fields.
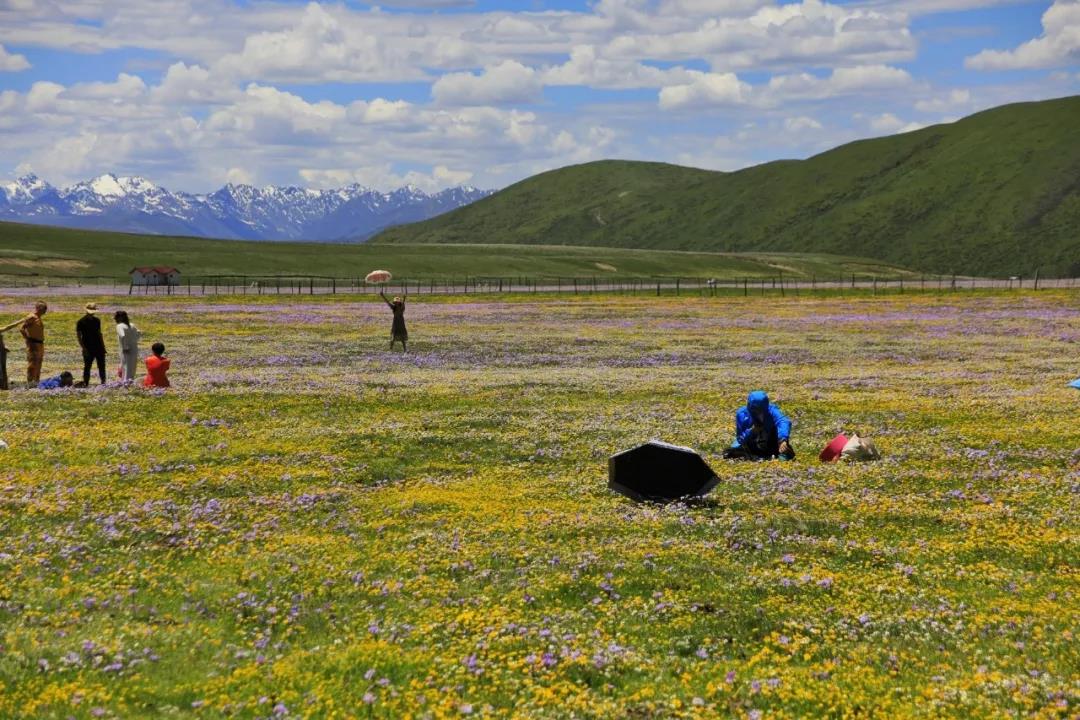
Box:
left=143, top=342, right=171, bottom=388
left=723, top=390, right=795, bottom=461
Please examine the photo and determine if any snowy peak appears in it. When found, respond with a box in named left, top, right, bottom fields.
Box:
left=2, top=174, right=55, bottom=204
left=0, top=172, right=493, bottom=241
left=85, top=173, right=158, bottom=198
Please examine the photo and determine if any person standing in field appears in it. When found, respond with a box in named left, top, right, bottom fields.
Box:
left=0, top=300, right=48, bottom=387
left=76, top=303, right=107, bottom=386
left=143, top=342, right=171, bottom=388
left=380, top=291, right=408, bottom=352
left=114, top=310, right=142, bottom=383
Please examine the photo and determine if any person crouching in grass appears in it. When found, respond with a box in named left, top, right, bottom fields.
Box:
left=723, top=390, right=795, bottom=461
left=143, top=342, right=171, bottom=388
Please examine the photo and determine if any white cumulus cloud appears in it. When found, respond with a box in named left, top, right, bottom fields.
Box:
left=965, top=0, right=1080, bottom=70
left=914, top=88, right=972, bottom=113
left=764, top=64, right=913, bottom=103
left=867, top=112, right=926, bottom=134
left=658, top=71, right=752, bottom=109
left=432, top=61, right=543, bottom=106
left=543, top=45, right=696, bottom=89
left=299, top=164, right=474, bottom=192
left=0, top=42, right=29, bottom=71
left=784, top=115, right=824, bottom=132
left=215, top=3, right=421, bottom=83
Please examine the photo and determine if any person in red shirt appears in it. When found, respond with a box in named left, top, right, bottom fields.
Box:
left=143, top=342, right=171, bottom=388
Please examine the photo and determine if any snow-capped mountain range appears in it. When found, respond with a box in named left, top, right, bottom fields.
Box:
left=0, top=173, right=493, bottom=242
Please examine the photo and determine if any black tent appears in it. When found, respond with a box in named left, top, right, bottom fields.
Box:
left=608, top=440, right=719, bottom=502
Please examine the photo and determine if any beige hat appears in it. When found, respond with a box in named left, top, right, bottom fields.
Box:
left=84, top=303, right=98, bottom=313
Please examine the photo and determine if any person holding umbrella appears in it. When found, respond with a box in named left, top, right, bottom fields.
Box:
left=76, top=302, right=108, bottom=386
left=379, top=290, right=408, bottom=352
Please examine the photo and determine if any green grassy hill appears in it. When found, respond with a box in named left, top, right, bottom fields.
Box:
left=0, top=221, right=917, bottom=281
left=373, top=96, right=1080, bottom=277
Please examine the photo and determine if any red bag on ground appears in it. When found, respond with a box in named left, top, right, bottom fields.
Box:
left=819, top=433, right=848, bottom=462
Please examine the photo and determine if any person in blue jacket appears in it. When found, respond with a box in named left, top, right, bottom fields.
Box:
left=38, top=371, right=74, bottom=390
left=723, top=390, right=795, bottom=460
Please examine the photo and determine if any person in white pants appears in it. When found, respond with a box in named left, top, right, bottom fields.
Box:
left=114, top=310, right=141, bottom=383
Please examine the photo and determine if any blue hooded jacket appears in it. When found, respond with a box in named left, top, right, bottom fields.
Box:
left=38, top=374, right=67, bottom=390
left=734, top=391, right=791, bottom=452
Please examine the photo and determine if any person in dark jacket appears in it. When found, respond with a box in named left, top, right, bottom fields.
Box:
left=723, top=390, right=795, bottom=460
left=76, top=302, right=107, bottom=386
left=380, top=291, right=408, bottom=352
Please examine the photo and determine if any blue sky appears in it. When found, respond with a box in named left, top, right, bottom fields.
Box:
left=0, top=0, right=1076, bottom=192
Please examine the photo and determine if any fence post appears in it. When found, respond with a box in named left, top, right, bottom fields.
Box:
left=675, top=277, right=680, bottom=296
left=779, top=272, right=784, bottom=297
left=1034, top=268, right=1040, bottom=290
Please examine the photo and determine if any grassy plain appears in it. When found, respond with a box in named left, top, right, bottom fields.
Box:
left=0, top=290, right=1077, bottom=718
left=0, top=221, right=917, bottom=282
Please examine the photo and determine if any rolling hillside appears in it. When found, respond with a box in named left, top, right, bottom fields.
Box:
left=373, top=96, right=1080, bottom=277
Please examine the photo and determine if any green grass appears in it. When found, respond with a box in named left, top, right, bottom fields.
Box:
left=0, top=221, right=918, bottom=281
left=374, top=96, right=1080, bottom=277
left=0, top=291, right=1076, bottom=718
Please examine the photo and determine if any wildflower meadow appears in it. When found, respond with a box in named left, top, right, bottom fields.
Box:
left=0, top=290, right=1077, bottom=719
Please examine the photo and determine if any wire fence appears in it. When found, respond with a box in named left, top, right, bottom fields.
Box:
left=0, top=272, right=1077, bottom=298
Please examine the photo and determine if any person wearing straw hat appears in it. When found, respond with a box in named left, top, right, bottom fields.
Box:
left=379, top=290, right=408, bottom=352
left=0, top=300, right=47, bottom=388
left=76, top=302, right=108, bottom=386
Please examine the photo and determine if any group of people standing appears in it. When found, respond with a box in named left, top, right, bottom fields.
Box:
left=0, top=301, right=170, bottom=390
left=0, top=290, right=407, bottom=390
